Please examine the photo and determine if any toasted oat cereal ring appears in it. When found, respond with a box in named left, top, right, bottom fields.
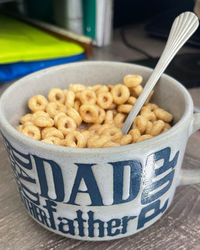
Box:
left=22, top=125, right=41, bottom=140
left=140, top=109, right=156, bottom=122
left=95, top=85, right=109, bottom=95
left=33, top=115, right=54, bottom=128
left=63, top=131, right=87, bottom=148
left=42, top=136, right=62, bottom=145
left=118, top=104, right=132, bottom=113
left=111, top=84, right=130, bottom=104
left=99, top=127, right=122, bottom=141
left=81, top=130, right=91, bottom=140
left=89, top=84, right=101, bottom=91
left=144, top=90, right=154, bottom=105
left=120, top=134, right=132, bottom=145
left=48, top=88, right=65, bottom=104
left=114, top=113, right=126, bottom=128
left=32, top=111, right=49, bottom=119
left=79, top=89, right=97, bottom=105
left=150, top=120, right=165, bottom=136
left=64, top=90, right=75, bottom=107
left=154, top=108, right=173, bottom=123
left=104, top=110, right=114, bottom=124
left=136, top=134, right=152, bottom=143
left=133, top=115, right=148, bottom=134
left=54, top=112, right=67, bottom=127
left=128, top=128, right=141, bottom=143
left=97, top=92, right=113, bottom=109
left=74, top=99, right=81, bottom=112
left=89, top=124, right=102, bottom=135
left=66, top=106, right=82, bottom=126
left=97, top=123, right=112, bottom=135
left=23, top=121, right=34, bottom=127
left=87, top=135, right=110, bottom=148
left=28, top=95, right=48, bottom=112
left=57, top=116, right=77, bottom=135
left=46, top=102, right=66, bottom=118
left=103, top=141, right=120, bottom=148
left=132, top=85, right=143, bottom=97
left=20, top=113, right=33, bottom=124
left=145, top=121, right=153, bottom=134
left=79, top=104, right=99, bottom=123
left=96, top=107, right=106, bottom=124
left=69, top=83, right=86, bottom=92
left=123, top=74, right=143, bottom=88
left=41, top=127, right=64, bottom=139
left=127, top=96, right=137, bottom=105
left=145, top=103, right=158, bottom=111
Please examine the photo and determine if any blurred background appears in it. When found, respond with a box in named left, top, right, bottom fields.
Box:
left=0, top=0, right=199, bottom=88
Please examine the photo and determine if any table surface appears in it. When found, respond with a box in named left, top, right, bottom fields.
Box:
left=1, top=23, right=200, bottom=250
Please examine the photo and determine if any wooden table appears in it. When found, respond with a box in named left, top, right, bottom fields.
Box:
left=1, top=24, right=200, bottom=250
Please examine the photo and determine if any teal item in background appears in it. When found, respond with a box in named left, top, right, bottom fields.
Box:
left=82, top=0, right=96, bottom=39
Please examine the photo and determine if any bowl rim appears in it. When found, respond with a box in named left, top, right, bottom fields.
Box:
left=0, top=61, right=194, bottom=155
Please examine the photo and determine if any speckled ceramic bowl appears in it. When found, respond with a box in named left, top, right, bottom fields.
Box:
left=0, top=61, right=200, bottom=241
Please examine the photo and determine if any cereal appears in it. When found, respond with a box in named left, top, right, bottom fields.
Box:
left=63, top=131, right=87, bottom=148
left=111, top=84, right=130, bottom=104
left=103, top=141, right=120, bottom=148
left=127, top=96, right=137, bottom=105
left=99, top=127, right=122, bottom=141
left=132, top=85, right=143, bottom=97
left=104, top=110, right=114, bottom=124
left=79, top=89, right=96, bottom=105
left=87, top=135, right=110, bottom=148
left=97, top=92, right=113, bottom=109
left=133, top=115, right=148, bottom=134
left=21, top=125, right=41, bottom=140
left=41, top=127, right=64, bottom=139
left=119, top=134, right=132, bottom=145
left=118, top=104, right=132, bottom=113
left=48, top=88, right=65, bottom=104
left=28, top=95, right=48, bottom=112
left=114, top=113, right=126, bottom=128
left=123, top=74, right=143, bottom=88
left=79, top=104, right=98, bottom=123
left=46, top=102, right=66, bottom=118
left=150, top=120, right=165, bottom=136
left=33, top=115, right=54, bottom=128
left=74, top=100, right=81, bottom=112
left=66, top=106, right=82, bottom=126
left=18, top=73, right=173, bottom=148
left=136, top=134, right=153, bottom=143
left=20, top=113, right=33, bottom=124
left=129, top=128, right=141, bottom=143
left=42, top=136, right=62, bottom=145
left=57, top=116, right=77, bottom=136
left=64, top=90, right=75, bottom=107
left=154, top=108, right=173, bottom=123
left=69, top=83, right=86, bottom=92
left=96, top=107, right=106, bottom=124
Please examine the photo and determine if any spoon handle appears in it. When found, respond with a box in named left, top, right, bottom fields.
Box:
left=122, top=11, right=199, bottom=135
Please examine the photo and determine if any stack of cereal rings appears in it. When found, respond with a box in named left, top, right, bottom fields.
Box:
left=18, top=74, right=173, bottom=148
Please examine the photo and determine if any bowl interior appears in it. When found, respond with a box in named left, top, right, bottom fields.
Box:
left=1, top=62, right=187, bottom=128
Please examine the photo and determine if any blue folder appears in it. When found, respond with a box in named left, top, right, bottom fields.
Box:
left=0, top=53, right=85, bottom=83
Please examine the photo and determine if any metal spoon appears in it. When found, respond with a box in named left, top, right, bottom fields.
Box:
left=122, top=11, right=199, bottom=135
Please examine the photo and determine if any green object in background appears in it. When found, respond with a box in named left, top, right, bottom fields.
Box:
left=0, top=14, right=84, bottom=64
left=82, top=0, right=96, bottom=39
